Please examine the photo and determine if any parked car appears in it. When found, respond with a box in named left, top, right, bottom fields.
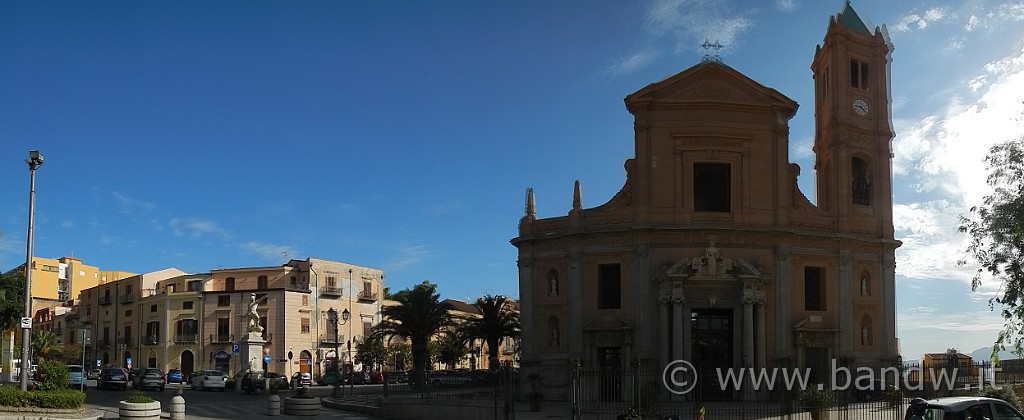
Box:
left=369, top=371, right=384, bottom=384
left=88, top=368, right=102, bottom=380
left=318, top=370, right=343, bottom=386
left=905, top=396, right=1024, bottom=420
left=135, top=368, right=165, bottom=391
left=349, top=371, right=371, bottom=385
left=426, top=370, right=473, bottom=387
left=238, top=370, right=265, bottom=395
left=290, top=371, right=312, bottom=388
left=66, top=365, right=87, bottom=389
left=384, top=370, right=408, bottom=384
left=97, top=368, right=129, bottom=390
left=265, top=372, right=288, bottom=382
left=166, top=368, right=183, bottom=384
left=191, top=370, right=227, bottom=391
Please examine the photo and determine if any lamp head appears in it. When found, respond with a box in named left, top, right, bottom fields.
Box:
left=26, top=150, right=44, bottom=167
left=342, top=308, right=350, bottom=322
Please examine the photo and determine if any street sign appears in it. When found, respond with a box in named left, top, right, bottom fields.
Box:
left=232, top=343, right=240, bottom=353
left=96, top=359, right=101, bottom=367
left=20, top=317, right=31, bottom=329
left=126, top=357, right=132, bottom=369
left=263, top=354, right=271, bottom=364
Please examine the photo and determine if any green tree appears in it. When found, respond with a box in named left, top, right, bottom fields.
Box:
left=354, top=334, right=387, bottom=370
left=0, top=272, right=26, bottom=332
left=434, top=329, right=469, bottom=369
left=461, top=295, right=520, bottom=370
left=31, top=329, right=62, bottom=361
left=960, top=138, right=1024, bottom=358
left=385, top=342, right=412, bottom=371
left=374, top=281, right=453, bottom=389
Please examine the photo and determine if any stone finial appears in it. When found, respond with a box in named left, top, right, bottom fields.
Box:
left=524, top=187, right=536, bottom=220
left=573, top=180, right=582, bottom=211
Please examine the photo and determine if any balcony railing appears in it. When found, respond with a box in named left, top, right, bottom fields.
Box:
left=174, top=333, right=199, bottom=343
left=120, top=293, right=134, bottom=304
left=319, top=333, right=344, bottom=346
left=98, top=296, right=112, bottom=305
left=357, top=290, right=378, bottom=302
left=211, top=333, right=234, bottom=343
left=143, top=335, right=159, bottom=345
left=320, top=285, right=343, bottom=296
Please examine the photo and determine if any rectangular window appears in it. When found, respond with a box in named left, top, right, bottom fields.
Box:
left=301, top=318, right=310, bottom=334
left=217, top=295, right=230, bottom=307
left=693, top=163, right=731, bottom=212
left=124, top=310, right=132, bottom=317
left=183, top=301, right=194, bottom=310
left=124, top=326, right=131, bottom=344
left=850, top=59, right=869, bottom=90
left=804, top=266, right=825, bottom=311
left=217, top=317, right=229, bottom=338
left=363, top=321, right=372, bottom=337
left=597, top=263, right=622, bottom=310
left=150, top=304, right=157, bottom=312
left=302, top=295, right=309, bottom=306
left=188, top=281, right=202, bottom=291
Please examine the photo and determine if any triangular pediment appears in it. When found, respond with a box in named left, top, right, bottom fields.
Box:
left=625, top=61, right=797, bottom=117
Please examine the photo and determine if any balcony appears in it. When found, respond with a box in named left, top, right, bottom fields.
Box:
left=320, top=285, right=343, bottom=296
left=143, top=335, right=159, bottom=345
left=319, top=333, right=344, bottom=347
left=120, top=293, right=134, bottom=304
left=174, top=333, right=199, bottom=343
left=357, top=290, right=378, bottom=302
left=98, top=296, right=112, bottom=305
left=211, top=333, right=234, bottom=343
left=99, top=339, right=111, bottom=348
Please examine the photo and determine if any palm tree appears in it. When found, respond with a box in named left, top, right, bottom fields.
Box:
left=435, top=329, right=469, bottom=369
left=31, top=329, right=62, bottom=361
left=462, top=295, right=520, bottom=371
left=374, top=281, right=453, bottom=390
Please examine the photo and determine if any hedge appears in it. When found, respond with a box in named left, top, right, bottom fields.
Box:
left=0, top=386, right=84, bottom=409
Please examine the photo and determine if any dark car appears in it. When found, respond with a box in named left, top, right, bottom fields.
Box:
left=318, top=370, right=343, bottom=386
left=166, top=369, right=183, bottom=384
left=905, top=396, right=1024, bottom=420
left=290, top=371, right=312, bottom=388
left=349, top=371, right=371, bottom=385
left=384, top=370, right=408, bottom=384
left=135, top=368, right=165, bottom=391
left=98, top=368, right=129, bottom=390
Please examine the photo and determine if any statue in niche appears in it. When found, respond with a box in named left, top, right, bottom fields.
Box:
left=550, top=325, right=560, bottom=347
left=861, top=325, right=872, bottom=346
left=861, top=276, right=871, bottom=296
left=549, top=274, right=558, bottom=297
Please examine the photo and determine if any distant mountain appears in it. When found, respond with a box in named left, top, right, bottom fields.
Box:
left=970, top=347, right=1020, bottom=362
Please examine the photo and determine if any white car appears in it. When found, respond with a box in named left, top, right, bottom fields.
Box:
left=66, top=365, right=87, bottom=389
left=191, top=370, right=227, bottom=391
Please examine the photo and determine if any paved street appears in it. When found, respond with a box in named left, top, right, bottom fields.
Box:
left=82, top=380, right=384, bottom=419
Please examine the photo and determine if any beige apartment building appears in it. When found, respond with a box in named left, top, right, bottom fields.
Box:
left=135, top=273, right=209, bottom=376
left=512, top=3, right=899, bottom=401
left=201, top=257, right=384, bottom=378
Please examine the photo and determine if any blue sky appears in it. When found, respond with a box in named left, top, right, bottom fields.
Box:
left=2, top=0, right=1023, bottom=361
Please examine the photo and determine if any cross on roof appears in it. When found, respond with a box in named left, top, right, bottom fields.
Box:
left=701, top=39, right=723, bottom=63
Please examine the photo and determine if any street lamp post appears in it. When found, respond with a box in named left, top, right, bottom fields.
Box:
left=20, top=150, right=43, bottom=391
left=347, top=269, right=353, bottom=395
left=79, top=328, right=90, bottom=392
left=327, top=308, right=349, bottom=398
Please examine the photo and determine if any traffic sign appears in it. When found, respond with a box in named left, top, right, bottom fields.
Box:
left=232, top=343, right=240, bottom=353
left=20, top=317, right=31, bottom=329
left=263, top=354, right=271, bottom=364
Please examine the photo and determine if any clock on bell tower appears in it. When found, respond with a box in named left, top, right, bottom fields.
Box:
left=810, top=1, right=895, bottom=238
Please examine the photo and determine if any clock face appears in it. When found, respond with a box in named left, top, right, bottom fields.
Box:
left=852, top=99, right=870, bottom=116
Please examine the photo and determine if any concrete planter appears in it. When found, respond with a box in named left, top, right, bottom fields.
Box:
left=119, top=400, right=161, bottom=420
left=283, top=396, right=321, bottom=416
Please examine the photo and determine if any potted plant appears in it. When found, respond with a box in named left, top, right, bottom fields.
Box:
left=526, top=373, right=544, bottom=412
left=799, top=385, right=835, bottom=420
left=119, top=390, right=161, bottom=420
left=283, top=386, right=321, bottom=416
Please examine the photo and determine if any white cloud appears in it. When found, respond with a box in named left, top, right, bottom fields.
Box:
left=112, top=191, right=155, bottom=215
left=642, top=0, right=752, bottom=56
left=60, top=221, right=74, bottom=228
left=606, top=50, right=660, bottom=76
left=240, top=241, right=298, bottom=263
left=385, top=244, right=433, bottom=273
left=169, top=217, right=231, bottom=239
left=892, top=7, right=952, bottom=32
left=775, top=0, right=798, bottom=12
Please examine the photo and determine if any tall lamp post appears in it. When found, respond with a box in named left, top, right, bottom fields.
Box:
left=20, top=150, right=43, bottom=391
left=327, top=307, right=349, bottom=398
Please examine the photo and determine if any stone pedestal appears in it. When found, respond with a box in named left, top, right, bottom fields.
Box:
left=240, top=333, right=266, bottom=376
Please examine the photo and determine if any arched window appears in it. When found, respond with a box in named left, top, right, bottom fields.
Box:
left=852, top=157, right=871, bottom=206
left=547, top=316, right=560, bottom=347
left=547, top=269, right=559, bottom=296
left=225, top=277, right=235, bottom=291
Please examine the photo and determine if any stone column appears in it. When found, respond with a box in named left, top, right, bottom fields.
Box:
left=756, top=298, right=767, bottom=370
left=569, top=248, right=584, bottom=357
left=673, top=299, right=684, bottom=363
left=659, top=297, right=669, bottom=370
left=775, top=246, right=793, bottom=359
left=838, top=252, right=853, bottom=354
left=743, top=297, right=754, bottom=367
left=518, top=257, right=536, bottom=360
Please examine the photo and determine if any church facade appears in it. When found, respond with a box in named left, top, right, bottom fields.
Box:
left=511, top=4, right=900, bottom=399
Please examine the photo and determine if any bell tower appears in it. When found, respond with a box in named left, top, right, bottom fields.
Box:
left=811, top=1, right=895, bottom=237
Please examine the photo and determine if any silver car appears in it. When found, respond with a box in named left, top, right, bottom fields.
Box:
left=66, top=365, right=87, bottom=389
left=191, top=370, right=226, bottom=391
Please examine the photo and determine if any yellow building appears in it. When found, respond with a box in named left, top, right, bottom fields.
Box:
left=9, top=256, right=135, bottom=304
